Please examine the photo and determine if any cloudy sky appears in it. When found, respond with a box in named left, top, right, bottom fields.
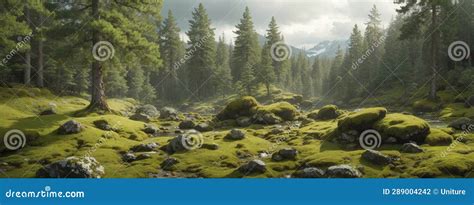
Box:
left=162, top=0, right=400, bottom=49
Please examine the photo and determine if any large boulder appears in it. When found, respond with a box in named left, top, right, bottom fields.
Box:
left=36, top=157, right=104, bottom=178
left=167, top=130, right=203, bottom=153
left=326, top=165, right=362, bottom=178
left=236, top=117, right=252, bottom=127
left=412, top=99, right=439, bottom=112
left=448, top=117, right=473, bottom=130
left=216, top=96, right=259, bottom=120
left=337, top=107, right=387, bottom=132
left=130, top=113, right=151, bottom=122
left=314, top=105, right=341, bottom=120
left=179, top=120, right=196, bottom=129
left=136, top=104, right=160, bottom=118
left=58, top=120, right=83, bottom=134
left=425, top=128, right=453, bottom=146
left=258, top=102, right=298, bottom=121
left=252, top=110, right=282, bottom=125
left=373, top=113, right=430, bottom=144
left=238, top=159, right=266, bottom=174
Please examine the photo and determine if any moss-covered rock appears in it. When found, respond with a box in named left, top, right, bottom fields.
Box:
left=337, top=107, right=387, bottom=132
left=412, top=99, right=439, bottom=112
left=257, top=101, right=298, bottom=121
left=312, top=105, right=341, bottom=120
left=216, top=96, right=259, bottom=120
left=425, top=128, right=453, bottom=146
left=373, top=113, right=430, bottom=144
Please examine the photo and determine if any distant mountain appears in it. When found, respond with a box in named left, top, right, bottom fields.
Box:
left=306, top=40, right=348, bottom=58
left=256, top=34, right=347, bottom=60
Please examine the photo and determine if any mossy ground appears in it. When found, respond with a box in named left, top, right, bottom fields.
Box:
left=0, top=86, right=473, bottom=178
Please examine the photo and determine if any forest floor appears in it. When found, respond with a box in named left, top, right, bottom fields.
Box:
left=0, top=85, right=473, bottom=178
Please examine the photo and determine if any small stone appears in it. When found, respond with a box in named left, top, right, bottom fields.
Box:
left=136, top=153, right=152, bottom=160
left=179, top=120, right=196, bottom=129
left=93, top=120, right=113, bottom=131
left=161, top=157, right=179, bottom=171
left=225, top=129, right=246, bottom=140
left=130, top=142, right=159, bottom=152
left=238, top=159, right=266, bottom=174
left=160, top=107, right=178, bottom=120
left=272, top=148, right=298, bottom=161
left=40, top=108, right=56, bottom=116
left=136, top=104, right=160, bottom=118
left=195, top=123, right=212, bottom=132
left=361, top=150, right=392, bottom=165
left=293, top=167, right=325, bottom=178
left=201, top=143, right=219, bottom=150
left=58, top=120, right=83, bottom=134
left=130, top=113, right=151, bottom=122
left=326, top=165, right=362, bottom=178
left=143, top=124, right=159, bottom=134
left=122, top=153, right=137, bottom=162
left=400, top=143, right=424, bottom=153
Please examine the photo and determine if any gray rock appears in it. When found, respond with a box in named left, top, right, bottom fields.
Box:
left=195, top=123, right=212, bottom=132
left=40, top=108, right=56, bottom=115
left=448, top=117, right=473, bottom=130
left=238, top=159, right=266, bottom=174
left=93, top=119, right=114, bottom=131
left=361, top=150, right=392, bottom=165
left=58, top=120, right=83, bottom=134
left=130, top=113, right=151, bottom=122
left=167, top=131, right=203, bottom=153
left=160, top=107, right=178, bottom=120
left=161, top=157, right=179, bottom=171
left=293, top=167, right=325, bottom=178
left=236, top=117, right=252, bottom=127
left=252, top=112, right=282, bottom=125
left=339, top=132, right=357, bottom=143
left=201, top=143, right=219, bottom=150
left=226, top=129, right=246, bottom=140
left=136, top=104, right=160, bottom=118
left=136, top=153, right=152, bottom=160
left=142, top=124, right=159, bottom=134
left=130, top=142, right=159, bottom=152
left=179, top=120, right=196, bottom=129
left=400, top=143, right=424, bottom=153
left=122, top=153, right=137, bottom=162
left=326, top=165, right=362, bottom=178
left=36, top=157, right=104, bottom=178
left=272, top=148, right=298, bottom=161
left=385, top=137, right=398, bottom=144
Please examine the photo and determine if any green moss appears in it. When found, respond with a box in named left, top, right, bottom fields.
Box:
left=440, top=103, right=474, bottom=119
left=337, top=107, right=387, bottom=132
left=314, top=105, right=340, bottom=120
left=374, top=113, right=430, bottom=143
left=425, top=128, right=453, bottom=146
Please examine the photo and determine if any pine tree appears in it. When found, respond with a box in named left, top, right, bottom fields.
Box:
left=215, top=34, right=233, bottom=98
left=258, top=42, right=276, bottom=97
left=186, top=3, right=217, bottom=99
left=231, top=7, right=260, bottom=94
left=363, top=5, right=384, bottom=91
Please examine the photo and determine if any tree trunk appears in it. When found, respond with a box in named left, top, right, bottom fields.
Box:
left=429, top=4, right=438, bottom=100
left=88, top=0, right=110, bottom=111
left=265, top=83, right=271, bottom=98
left=24, top=6, right=31, bottom=85
left=37, top=14, right=44, bottom=88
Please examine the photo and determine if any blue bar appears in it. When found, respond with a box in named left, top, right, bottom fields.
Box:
left=1, top=179, right=472, bottom=205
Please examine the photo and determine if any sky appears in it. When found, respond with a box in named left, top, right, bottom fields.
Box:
left=162, top=0, right=400, bottom=49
